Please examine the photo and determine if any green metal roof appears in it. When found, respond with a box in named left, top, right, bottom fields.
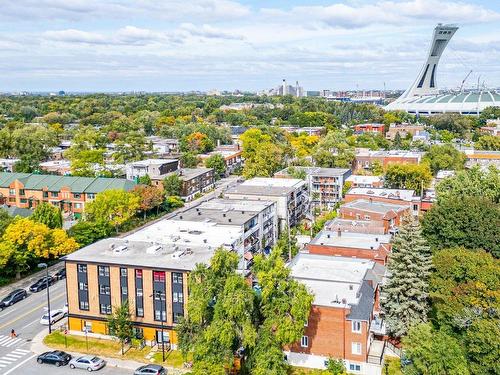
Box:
left=0, top=172, right=136, bottom=194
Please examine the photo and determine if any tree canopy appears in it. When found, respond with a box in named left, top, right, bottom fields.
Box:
left=32, top=202, right=63, bottom=229
left=84, top=190, right=140, bottom=231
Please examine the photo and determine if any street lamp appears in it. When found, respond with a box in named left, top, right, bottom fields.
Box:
left=38, top=263, right=52, bottom=334
left=150, top=292, right=165, bottom=362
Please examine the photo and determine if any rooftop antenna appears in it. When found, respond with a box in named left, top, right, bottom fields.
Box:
left=459, top=70, right=472, bottom=92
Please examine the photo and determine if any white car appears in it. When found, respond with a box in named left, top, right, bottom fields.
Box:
left=40, top=309, right=65, bottom=325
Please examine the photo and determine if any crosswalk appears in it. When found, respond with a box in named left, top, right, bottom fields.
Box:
left=0, top=336, right=25, bottom=348
left=0, top=348, right=31, bottom=369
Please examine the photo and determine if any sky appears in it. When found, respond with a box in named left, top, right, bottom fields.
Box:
left=1, top=0, right=500, bottom=93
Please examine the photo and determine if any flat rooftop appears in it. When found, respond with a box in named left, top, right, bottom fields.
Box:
left=356, top=150, right=423, bottom=158
left=346, top=187, right=416, bottom=202
left=275, top=167, right=350, bottom=177
left=199, top=198, right=275, bottom=213
left=226, top=177, right=305, bottom=197
left=341, top=199, right=408, bottom=215
left=179, top=168, right=213, bottom=180
left=128, top=159, right=178, bottom=167
left=170, top=206, right=258, bottom=226
left=289, top=253, right=376, bottom=307
left=310, top=230, right=391, bottom=249
left=64, top=238, right=214, bottom=271
left=346, top=175, right=382, bottom=183
left=242, top=177, right=304, bottom=188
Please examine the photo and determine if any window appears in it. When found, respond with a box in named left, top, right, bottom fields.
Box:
left=43, top=191, right=48, bottom=198
left=172, top=272, right=183, bottom=284
left=98, top=266, right=109, bottom=277
left=349, top=364, right=361, bottom=372
left=100, top=304, right=112, bottom=315
left=154, top=291, right=165, bottom=300
left=154, top=310, right=166, bottom=321
left=73, top=193, right=81, bottom=199
left=87, top=193, right=95, bottom=199
left=51, top=191, right=58, bottom=198
left=173, top=292, right=183, bottom=303
left=9, top=189, right=15, bottom=195
left=74, top=203, right=82, bottom=209
left=8, top=197, right=15, bottom=203
left=300, top=336, right=309, bottom=348
left=351, top=342, right=362, bottom=355
left=135, top=269, right=143, bottom=279
left=79, top=282, right=88, bottom=291
left=79, top=301, right=89, bottom=310
left=364, top=215, right=370, bottom=220
left=121, top=286, right=128, bottom=296
left=304, top=319, right=308, bottom=327
left=352, top=321, right=362, bottom=333
left=99, top=285, right=110, bottom=295
left=136, top=288, right=143, bottom=297
left=413, top=204, right=419, bottom=211
left=19, top=189, right=25, bottom=196
left=120, top=268, right=128, bottom=277
left=77, top=264, right=87, bottom=273
left=20, top=199, right=27, bottom=203
left=153, top=271, right=165, bottom=282
left=173, top=312, right=184, bottom=324
left=136, top=307, right=144, bottom=317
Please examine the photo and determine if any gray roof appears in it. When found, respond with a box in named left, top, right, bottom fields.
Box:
left=170, top=205, right=257, bottom=226
left=347, top=280, right=375, bottom=321
left=179, top=168, right=213, bottom=180
left=276, top=166, right=351, bottom=178
left=63, top=238, right=214, bottom=271
left=226, top=185, right=295, bottom=197
left=341, top=199, right=408, bottom=215
left=1, top=205, right=32, bottom=218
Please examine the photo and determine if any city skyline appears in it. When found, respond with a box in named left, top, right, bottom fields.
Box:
left=1, top=0, right=500, bottom=92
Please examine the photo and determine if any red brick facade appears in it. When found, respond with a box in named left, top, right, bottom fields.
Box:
left=307, top=243, right=391, bottom=265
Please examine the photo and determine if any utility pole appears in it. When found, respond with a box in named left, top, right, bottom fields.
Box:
left=38, top=263, right=52, bottom=334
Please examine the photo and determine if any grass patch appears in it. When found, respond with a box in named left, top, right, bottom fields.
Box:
left=288, top=367, right=329, bottom=375
left=152, top=350, right=191, bottom=368
left=44, top=331, right=152, bottom=365
left=384, top=357, right=403, bottom=375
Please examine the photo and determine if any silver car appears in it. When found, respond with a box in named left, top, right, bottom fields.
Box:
left=69, top=356, right=106, bottom=372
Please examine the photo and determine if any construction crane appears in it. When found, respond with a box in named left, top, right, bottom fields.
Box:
left=459, top=69, right=473, bottom=92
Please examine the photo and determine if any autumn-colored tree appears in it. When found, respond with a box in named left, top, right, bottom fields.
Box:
left=133, top=185, right=164, bottom=218
left=183, top=132, right=214, bottom=153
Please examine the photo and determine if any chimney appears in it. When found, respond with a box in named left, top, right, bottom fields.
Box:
left=179, top=215, right=183, bottom=219
left=375, top=237, right=379, bottom=242
left=198, top=211, right=201, bottom=215
left=228, top=218, right=232, bottom=222
left=223, top=213, right=226, bottom=217
left=327, top=234, right=331, bottom=239
left=337, top=229, right=342, bottom=237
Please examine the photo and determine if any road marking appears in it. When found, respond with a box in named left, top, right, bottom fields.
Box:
left=5, top=353, right=23, bottom=358
left=5, top=338, right=22, bottom=347
left=0, top=359, right=12, bottom=364
left=0, top=336, right=11, bottom=345
left=0, top=291, right=65, bottom=330
left=12, top=349, right=29, bottom=354
left=2, top=353, right=37, bottom=375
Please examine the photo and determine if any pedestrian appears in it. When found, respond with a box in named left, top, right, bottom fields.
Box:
left=10, top=329, right=17, bottom=338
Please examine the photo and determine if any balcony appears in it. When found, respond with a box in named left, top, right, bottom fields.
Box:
left=370, top=317, right=386, bottom=335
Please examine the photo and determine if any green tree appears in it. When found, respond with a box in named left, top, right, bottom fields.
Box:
left=392, top=131, right=403, bottom=149
left=84, top=190, right=140, bottom=232
left=180, top=152, right=199, bottom=168
left=475, top=135, right=500, bottom=151
left=382, top=216, right=432, bottom=337
left=403, top=323, right=470, bottom=375
left=137, top=174, right=152, bottom=185
left=31, top=203, right=63, bottom=229
left=422, top=144, right=466, bottom=174
left=68, top=220, right=113, bottom=247
left=384, top=163, right=432, bottom=191
left=0, top=208, right=14, bottom=236
left=205, top=154, right=226, bottom=179
left=163, top=174, right=183, bottom=197
left=312, top=130, right=355, bottom=168
left=108, top=302, right=134, bottom=355
left=422, top=196, right=500, bottom=257
left=326, top=358, right=346, bottom=375
left=464, top=319, right=500, bottom=375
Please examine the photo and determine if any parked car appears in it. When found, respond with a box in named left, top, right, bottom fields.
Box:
left=37, top=351, right=72, bottom=367
left=134, top=364, right=167, bottom=375
left=29, top=276, right=55, bottom=292
left=0, top=289, right=27, bottom=310
left=53, top=268, right=66, bottom=280
left=62, top=302, right=69, bottom=316
left=40, top=309, right=65, bottom=325
left=69, top=356, right=106, bottom=372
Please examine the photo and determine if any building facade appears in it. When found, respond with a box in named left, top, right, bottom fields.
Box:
left=354, top=150, right=423, bottom=171
left=353, top=123, right=385, bottom=135
left=344, top=187, right=421, bottom=216
left=125, top=159, right=179, bottom=185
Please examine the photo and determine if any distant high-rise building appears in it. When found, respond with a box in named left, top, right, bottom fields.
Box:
left=267, top=79, right=306, bottom=97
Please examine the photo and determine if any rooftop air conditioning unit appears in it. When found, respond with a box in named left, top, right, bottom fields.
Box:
left=146, top=245, right=162, bottom=254
left=113, top=245, right=128, bottom=253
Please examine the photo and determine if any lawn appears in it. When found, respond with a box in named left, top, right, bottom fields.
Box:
left=43, top=331, right=186, bottom=367
left=288, top=367, right=329, bottom=375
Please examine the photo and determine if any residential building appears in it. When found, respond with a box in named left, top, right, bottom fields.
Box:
left=324, top=218, right=387, bottom=235
left=339, top=199, right=411, bottom=234
left=0, top=172, right=136, bottom=218
left=274, top=167, right=351, bottom=209
left=225, top=177, right=308, bottom=229
left=344, top=187, right=421, bottom=215
left=479, top=119, right=500, bottom=136
left=346, top=175, right=383, bottom=189
left=64, top=238, right=213, bottom=348
left=464, top=150, right=500, bottom=169
left=286, top=254, right=386, bottom=374
left=412, top=130, right=431, bottom=143
left=125, top=159, right=179, bottom=186
left=307, top=229, right=392, bottom=265
left=178, top=168, right=215, bottom=201
left=198, top=145, right=243, bottom=176
left=146, top=136, right=180, bottom=156
left=353, top=123, right=385, bottom=135
left=354, top=150, right=423, bottom=171
left=279, top=127, right=325, bottom=136
left=39, top=160, right=72, bottom=175
left=169, top=198, right=278, bottom=268
left=385, top=123, right=425, bottom=140
left=0, top=159, right=20, bottom=172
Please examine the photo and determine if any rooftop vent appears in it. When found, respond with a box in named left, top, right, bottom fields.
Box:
left=349, top=285, right=354, bottom=290
left=146, top=245, right=162, bottom=254
left=113, top=245, right=128, bottom=253
left=171, top=249, right=186, bottom=259
left=327, top=234, right=331, bottom=239
left=228, top=218, right=232, bottom=222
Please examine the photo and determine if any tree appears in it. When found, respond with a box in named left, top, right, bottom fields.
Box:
left=133, top=185, right=164, bottom=218
left=65, top=126, right=108, bottom=177
left=381, top=216, right=432, bottom=337
left=68, top=220, right=113, bottom=247
left=108, top=302, right=134, bottom=355
left=163, top=174, right=183, bottom=197
left=241, top=128, right=287, bottom=178
left=137, top=174, right=152, bottom=185
left=84, top=190, right=140, bottom=232
left=384, top=163, right=432, bottom=191
left=182, top=132, right=215, bottom=153
left=312, top=130, right=355, bottom=168
left=464, top=319, right=500, bottom=375
left=475, top=135, right=500, bottom=151
left=422, top=196, right=500, bottom=257
left=180, top=152, right=199, bottom=168
left=428, top=113, right=474, bottom=137
left=403, top=323, right=470, bottom=375
left=435, top=166, right=499, bottom=204
left=205, top=154, right=226, bottom=178
left=422, top=144, right=466, bottom=174
left=32, top=203, right=63, bottom=229
left=326, top=358, right=347, bottom=375
left=0, top=208, right=14, bottom=236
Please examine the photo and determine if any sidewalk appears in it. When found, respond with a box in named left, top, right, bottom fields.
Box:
left=0, top=262, right=63, bottom=296
left=30, top=328, right=188, bottom=374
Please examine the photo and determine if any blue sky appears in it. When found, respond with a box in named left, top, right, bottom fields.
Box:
left=1, top=0, right=499, bottom=92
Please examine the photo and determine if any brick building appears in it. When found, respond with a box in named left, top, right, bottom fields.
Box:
left=354, top=150, right=423, bottom=171
left=346, top=175, right=383, bottom=189
left=385, top=123, right=425, bottom=140
left=344, top=188, right=421, bottom=216
left=353, top=123, right=385, bottom=135
left=0, top=172, right=136, bottom=218
left=198, top=146, right=243, bottom=177
left=286, top=253, right=387, bottom=374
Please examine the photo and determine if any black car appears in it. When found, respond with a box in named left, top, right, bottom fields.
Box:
left=53, top=268, right=66, bottom=280
left=37, top=351, right=72, bottom=367
left=29, top=276, right=55, bottom=292
left=0, top=289, right=27, bottom=310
